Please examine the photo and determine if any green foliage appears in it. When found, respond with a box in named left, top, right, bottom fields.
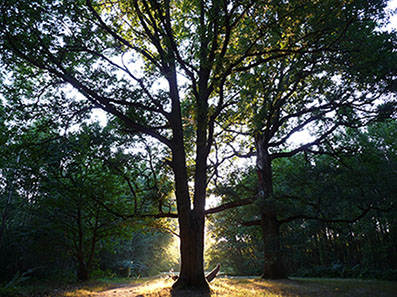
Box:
left=208, top=120, right=397, bottom=277
left=0, top=111, right=177, bottom=282
left=0, top=287, right=19, bottom=297
left=0, top=267, right=44, bottom=297
left=207, top=168, right=263, bottom=275
left=100, top=230, right=179, bottom=277
left=293, top=264, right=397, bottom=280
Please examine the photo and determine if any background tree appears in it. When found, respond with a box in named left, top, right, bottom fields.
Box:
left=207, top=119, right=397, bottom=278
left=212, top=2, right=397, bottom=277
left=0, top=106, right=179, bottom=282
left=0, top=103, right=15, bottom=250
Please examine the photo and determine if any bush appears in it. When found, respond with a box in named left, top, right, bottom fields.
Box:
left=293, top=264, right=397, bottom=280
left=109, top=260, right=149, bottom=277
left=381, top=269, right=397, bottom=281
left=0, top=287, right=20, bottom=297
left=90, top=268, right=116, bottom=279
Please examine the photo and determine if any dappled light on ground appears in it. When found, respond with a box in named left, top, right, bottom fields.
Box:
left=56, top=276, right=397, bottom=297
left=132, top=278, right=175, bottom=296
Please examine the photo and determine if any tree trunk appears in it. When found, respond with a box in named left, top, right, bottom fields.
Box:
left=171, top=138, right=209, bottom=290
left=172, top=209, right=208, bottom=290
left=0, top=154, right=20, bottom=249
left=170, top=145, right=209, bottom=291
left=77, top=257, right=89, bottom=281
left=256, top=136, right=287, bottom=279
left=166, top=26, right=210, bottom=289
left=75, top=205, right=90, bottom=281
left=261, top=212, right=286, bottom=278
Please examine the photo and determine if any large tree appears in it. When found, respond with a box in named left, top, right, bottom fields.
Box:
left=1, top=0, right=396, bottom=289
left=207, top=119, right=397, bottom=277
left=239, top=61, right=396, bottom=278
left=214, top=3, right=397, bottom=277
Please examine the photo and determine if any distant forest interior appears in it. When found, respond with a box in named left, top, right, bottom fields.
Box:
left=1, top=0, right=397, bottom=296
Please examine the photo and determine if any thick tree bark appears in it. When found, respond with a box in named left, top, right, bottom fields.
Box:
left=256, top=136, right=287, bottom=279
left=170, top=133, right=209, bottom=290
left=261, top=212, right=286, bottom=279
left=173, top=209, right=208, bottom=290
left=0, top=154, right=20, bottom=250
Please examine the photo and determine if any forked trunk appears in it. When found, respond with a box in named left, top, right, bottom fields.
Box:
left=170, top=146, right=209, bottom=291
left=168, top=47, right=210, bottom=289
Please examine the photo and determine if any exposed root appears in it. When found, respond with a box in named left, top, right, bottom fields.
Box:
left=206, top=264, right=221, bottom=283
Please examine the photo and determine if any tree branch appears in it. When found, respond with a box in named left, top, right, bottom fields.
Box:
left=86, top=0, right=160, bottom=67
left=271, top=123, right=339, bottom=160
left=241, top=219, right=261, bottom=226
left=205, top=197, right=255, bottom=215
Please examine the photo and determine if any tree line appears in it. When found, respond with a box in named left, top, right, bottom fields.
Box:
left=0, top=116, right=179, bottom=282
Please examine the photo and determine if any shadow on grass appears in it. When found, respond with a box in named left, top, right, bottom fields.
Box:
left=170, top=288, right=211, bottom=297
left=132, top=287, right=211, bottom=297
left=171, top=290, right=210, bottom=297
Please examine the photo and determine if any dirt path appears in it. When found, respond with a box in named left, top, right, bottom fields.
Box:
left=53, top=278, right=174, bottom=297
left=94, top=284, right=141, bottom=297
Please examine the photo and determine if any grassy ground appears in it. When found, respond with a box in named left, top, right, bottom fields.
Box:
left=8, top=276, right=397, bottom=297
left=134, top=277, right=397, bottom=297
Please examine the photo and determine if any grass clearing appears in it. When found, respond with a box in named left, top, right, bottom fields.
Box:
left=125, top=277, right=397, bottom=297
left=12, top=276, right=397, bottom=297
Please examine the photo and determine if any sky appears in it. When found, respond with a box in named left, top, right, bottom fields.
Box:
left=387, top=0, right=397, bottom=28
